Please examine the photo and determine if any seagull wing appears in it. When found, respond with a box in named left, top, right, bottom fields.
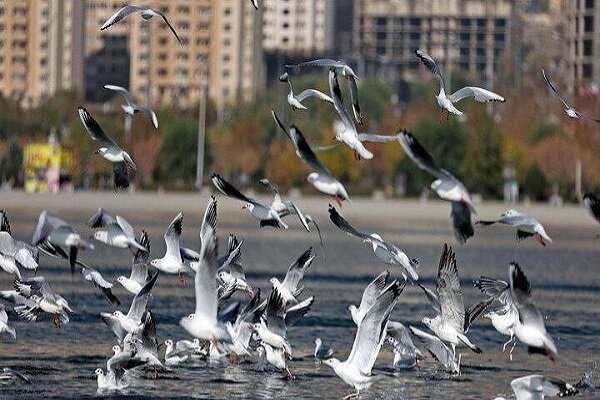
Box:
left=265, top=289, right=287, bottom=338
left=296, top=89, right=334, bottom=104
left=436, top=244, right=465, bottom=332
left=281, top=248, right=314, bottom=293
left=0, top=210, right=11, bottom=234
left=448, top=87, right=505, bottom=104
left=115, top=216, right=136, bottom=241
left=510, top=375, right=547, bottom=400
left=155, top=10, right=183, bottom=45
left=358, top=270, right=390, bottom=315
left=289, top=125, right=333, bottom=176
left=286, top=201, right=310, bottom=232
left=31, top=211, right=68, bottom=246
left=509, top=263, right=546, bottom=332
left=451, top=201, right=474, bottom=245
left=583, top=193, right=600, bottom=221
left=328, top=68, right=356, bottom=130
left=200, top=196, right=218, bottom=241
left=271, top=109, right=292, bottom=142
left=397, top=130, right=454, bottom=181
left=113, top=161, right=132, bottom=190
left=164, top=212, right=183, bottom=259
left=285, top=296, right=314, bottom=327
left=347, top=282, right=402, bottom=375
left=100, top=5, right=144, bottom=30
left=357, top=133, right=400, bottom=143
left=415, top=50, right=445, bottom=85
left=194, top=227, right=219, bottom=321
left=211, top=173, right=259, bottom=205
left=328, top=204, right=382, bottom=244
left=349, top=77, right=364, bottom=125
left=133, top=230, right=151, bottom=265
left=286, top=59, right=346, bottom=69
left=127, top=271, right=158, bottom=321
left=542, top=68, right=572, bottom=109
left=104, top=85, right=134, bottom=106
left=87, top=208, right=116, bottom=228
left=418, top=284, right=441, bottom=314
left=100, top=312, right=127, bottom=342
left=409, top=326, right=455, bottom=371
left=78, top=107, right=118, bottom=148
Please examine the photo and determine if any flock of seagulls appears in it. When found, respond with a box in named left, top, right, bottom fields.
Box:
left=0, top=4, right=599, bottom=400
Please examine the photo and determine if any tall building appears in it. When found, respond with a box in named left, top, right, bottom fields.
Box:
left=565, top=0, right=598, bottom=86
left=0, top=0, right=84, bottom=106
left=353, top=0, right=515, bottom=86
left=262, top=0, right=334, bottom=54
left=209, top=0, right=264, bottom=111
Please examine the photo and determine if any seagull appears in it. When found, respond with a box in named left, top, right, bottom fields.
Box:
left=314, top=338, right=334, bottom=363
left=509, top=263, right=558, bottom=361
left=542, top=68, right=583, bottom=120
left=0, top=231, right=38, bottom=274
left=477, top=209, right=552, bottom=246
left=0, top=211, right=38, bottom=262
left=386, top=321, right=423, bottom=370
left=0, top=304, right=16, bottom=340
left=250, top=0, right=258, bottom=9
left=271, top=110, right=350, bottom=206
left=285, top=59, right=363, bottom=125
left=269, top=247, right=315, bottom=305
left=328, top=68, right=401, bottom=160
left=150, top=212, right=193, bottom=285
left=101, top=272, right=158, bottom=337
left=100, top=5, right=182, bottom=44
left=78, top=107, right=136, bottom=190
left=409, top=326, right=460, bottom=375
left=129, top=312, right=163, bottom=376
left=117, top=230, right=151, bottom=295
left=348, top=270, right=390, bottom=326
left=164, top=340, right=192, bottom=365
left=323, top=281, right=403, bottom=399
left=253, top=289, right=293, bottom=358
left=79, top=264, right=121, bottom=306
left=32, top=211, right=93, bottom=274
left=258, top=343, right=292, bottom=379
left=104, top=85, right=159, bottom=129
left=398, top=130, right=476, bottom=244
left=211, top=173, right=288, bottom=229
left=279, top=72, right=333, bottom=110
left=494, top=374, right=579, bottom=400
left=583, top=193, right=600, bottom=227
left=0, top=368, right=30, bottom=384
left=216, top=234, right=253, bottom=298
left=420, top=245, right=482, bottom=361
left=474, top=276, right=518, bottom=359
left=225, top=290, right=262, bottom=359
left=415, top=49, right=505, bottom=119
left=179, top=226, right=232, bottom=345
left=87, top=208, right=147, bottom=252
left=328, top=205, right=419, bottom=281
left=13, top=276, right=72, bottom=328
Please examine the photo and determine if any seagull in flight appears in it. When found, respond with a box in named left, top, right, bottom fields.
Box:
left=279, top=72, right=333, bottom=110
left=78, top=107, right=136, bottom=190
left=323, top=281, right=403, bottom=399
left=286, top=59, right=363, bottom=125
left=271, top=110, right=350, bottom=206
left=116, top=230, right=151, bottom=295
left=13, top=276, right=73, bottom=328
left=328, top=205, right=419, bottom=281
left=150, top=212, right=194, bottom=285
left=87, top=208, right=147, bottom=253
left=100, top=5, right=182, bottom=44
left=398, top=130, right=475, bottom=244
left=477, top=209, right=552, bottom=246
left=409, top=326, right=459, bottom=374
left=0, top=232, right=38, bottom=278
left=420, top=244, right=482, bottom=361
left=386, top=321, right=423, bottom=370
left=542, top=68, right=586, bottom=121
left=211, top=173, right=289, bottom=229
left=269, top=248, right=315, bottom=305
left=509, top=263, right=558, bottom=361
left=348, top=270, right=389, bottom=326
left=104, top=85, right=159, bottom=129
left=415, top=49, right=505, bottom=119
left=583, top=193, right=600, bottom=228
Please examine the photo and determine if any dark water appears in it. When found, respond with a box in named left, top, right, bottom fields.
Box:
left=0, top=207, right=599, bottom=399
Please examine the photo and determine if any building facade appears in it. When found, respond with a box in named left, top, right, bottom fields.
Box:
left=353, top=0, right=515, bottom=86
left=565, top=0, right=598, bottom=86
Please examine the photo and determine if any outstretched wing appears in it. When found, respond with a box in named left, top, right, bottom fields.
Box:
left=211, top=173, right=257, bottom=205
left=87, top=208, right=116, bottom=228
left=328, top=204, right=382, bottom=244
left=296, top=89, right=334, bottom=104
left=104, top=85, right=134, bottom=106
left=436, top=244, right=465, bottom=332
left=448, top=87, right=505, bottom=104
left=100, top=5, right=144, bottom=30
left=156, top=10, right=183, bottom=45
left=78, top=107, right=118, bottom=148
left=289, top=125, right=332, bottom=176
left=542, top=68, right=571, bottom=109
left=397, top=130, right=454, bottom=181
left=358, top=270, right=390, bottom=314
left=583, top=193, right=600, bottom=221
left=415, top=50, right=444, bottom=85
left=282, top=248, right=314, bottom=293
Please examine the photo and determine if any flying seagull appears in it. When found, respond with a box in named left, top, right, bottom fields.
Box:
left=271, top=110, right=350, bottom=206
left=542, top=68, right=585, bottom=121
left=583, top=193, right=600, bottom=227
left=509, top=263, right=558, bottom=361
left=78, top=107, right=136, bottom=190
left=494, top=374, right=579, bottom=400
left=269, top=248, right=315, bottom=305
left=116, top=230, right=151, bottom=295
left=0, top=232, right=38, bottom=278
left=386, top=321, right=424, bottom=370
left=279, top=72, right=333, bottom=110
left=323, top=281, right=403, bottom=399
left=398, top=130, right=476, bottom=244
left=100, top=5, right=182, bottom=45
left=329, top=69, right=400, bottom=160
left=286, top=59, right=363, bottom=125
left=348, top=270, right=390, bottom=326
left=329, top=205, right=419, bottom=281
left=477, top=209, right=552, bottom=246
left=211, top=173, right=289, bottom=229
left=420, top=244, right=482, bottom=361
left=415, top=49, right=505, bottom=119
left=409, top=326, right=460, bottom=375
left=31, top=211, right=93, bottom=274
left=13, top=276, right=73, bottom=328
left=0, top=304, right=16, bottom=340
left=87, top=208, right=147, bottom=252
left=104, top=85, right=159, bottom=129
left=150, top=212, right=193, bottom=285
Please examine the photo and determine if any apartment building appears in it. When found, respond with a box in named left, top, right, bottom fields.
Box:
left=565, top=0, right=599, bottom=86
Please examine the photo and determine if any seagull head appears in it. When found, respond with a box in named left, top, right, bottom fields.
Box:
left=421, top=316, right=434, bottom=328
left=150, top=258, right=160, bottom=267
left=95, top=368, right=104, bottom=377
left=164, top=339, right=174, bottom=347
left=279, top=72, right=290, bottom=82
left=96, top=147, right=108, bottom=156
left=112, top=345, right=121, bottom=355
left=315, top=338, right=322, bottom=347
left=322, top=358, right=340, bottom=369
left=116, top=276, right=126, bottom=284
left=501, top=209, right=518, bottom=218
left=113, top=310, right=124, bottom=318
left=269, top=277, right=280, bottom=287
left=93, top=231, right=108, bottom=242
left=348, top=305, right=358, bottom=318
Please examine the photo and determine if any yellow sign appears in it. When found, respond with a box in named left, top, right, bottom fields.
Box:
left=23, top=143, right=74, bottom=193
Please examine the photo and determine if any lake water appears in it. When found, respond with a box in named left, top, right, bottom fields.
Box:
left=0, top=196, right=598, bottom=399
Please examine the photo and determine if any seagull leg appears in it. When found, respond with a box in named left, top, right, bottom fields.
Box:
left=53, top=314, right=61, bottom=329
left=534, top=234, right=546, bottom=247
left=334, top=194, right=342, bottom=208
left=509, top=339, right=517, bottom=361
left=415, top=358, right=421, bottom=370
left=502, top=336, right=512, bottom=352
left=282, top=367, right=293, bottom=381
left=178, top=272, right=186, bottom=287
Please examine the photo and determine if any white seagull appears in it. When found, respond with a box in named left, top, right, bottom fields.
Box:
left=328, top=205, right=419, bottom=281
left=420, top=245, right=482, bottom=360
left=509, top=263, right=558, bottom=361
left=117, top=230, right=151, bottom=295
left=348, top=270, right=390, bottom=326
left=13, top=276, right=73, bottom=328
left=269, top=248, right=315, bottom=305
left=104, top=85, right=159, bottom=129
left=253, top=289, right=293, bottom=358
left=477, top=209, right=552, bottom=246
left=0, top=232, right=38, bottom=276
left=323, top=281, right=403, bottom=399
left=211, top=173, right=289, bottom=229
left=314, top=337, right=335, bottom=363
left=87, top=208, right=147, bottom=252
left=100, top=5, right=182, bottom=44
left=494, top=374, right=579, bottom=400
left=150, top=212, right=193, bottom=285
left=0, top=304, right=16, bottom=340
left=179, top=226, right=232, bottom=345
left=409, top=326, right=460, bottom=374
left=542, top=68, right=583, bottom=120
left=279, top=72, right=333, bottom=110
left=398, top=130, right=476, bottom=244
left=78, top=107, right=136, bottom=190
left=415, top=49, right=505, bottom=118
left=272, top=110, right=350, bottom=206
left=386, top=321, right=423, bottom=370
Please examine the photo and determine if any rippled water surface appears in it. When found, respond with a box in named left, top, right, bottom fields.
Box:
left=0, top=198, right=598, bottom=399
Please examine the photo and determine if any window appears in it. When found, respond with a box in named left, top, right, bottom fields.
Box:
left=495, top=19, right=506, bottom=28
left=584, top=16, right=594, bottom=33
left=583, top=63, right=592, bottom=78
left=586, top=0, right=595, bottom=9
left=584, top=39, right=593, bottom=56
